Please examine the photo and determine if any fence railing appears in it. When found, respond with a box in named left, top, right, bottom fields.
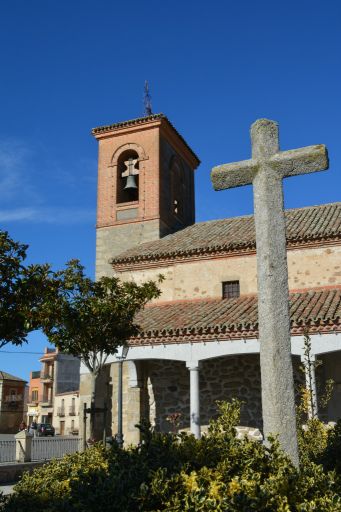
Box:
left=0, top=436, right=83, bottom=464
left=31, top=437, right=82, bottom=461
left=0, top=440, right=16, bottom=463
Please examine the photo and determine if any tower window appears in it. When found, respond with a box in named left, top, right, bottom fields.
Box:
left=222, top=281, right=240, bottom=299
left=170, top=156, right=185, bottom=220
left=117, top=150, right=139, bottom=204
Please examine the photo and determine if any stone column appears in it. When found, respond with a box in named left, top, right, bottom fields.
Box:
left=186, top=361, right=201, bottom=439
left=300, top=353, right=318, bottom=419
left=15, top=431, right=32, bottom=462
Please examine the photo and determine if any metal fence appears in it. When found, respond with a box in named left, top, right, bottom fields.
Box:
left=31, top=437, right=82, bottom=461
left=0, top=440, right=16, bottom=463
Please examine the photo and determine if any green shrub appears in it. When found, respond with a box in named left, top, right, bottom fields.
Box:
left=1, top=401, right=341, bottom=512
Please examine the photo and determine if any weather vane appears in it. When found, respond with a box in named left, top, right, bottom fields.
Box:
left=144, top=80, right=153, bottom=116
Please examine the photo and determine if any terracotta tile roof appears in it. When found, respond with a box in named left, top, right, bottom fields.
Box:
left=92, top=113, right=200, bottom=165
left=131, top=288, right=341, bottom=345
left=0, top=371, right=26, bottom=382
left=112, top=202, right=341, bottom=267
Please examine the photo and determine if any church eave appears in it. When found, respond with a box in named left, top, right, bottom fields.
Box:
left=110, top=202, right=341, bottom=269
left=128, top=288, right=341, bottom=345
left=111, top=236, right=341, bottom=271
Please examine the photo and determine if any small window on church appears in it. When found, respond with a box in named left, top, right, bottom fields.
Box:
left=117, top=150, right=139, bottom=204
left=222, top=281, right=240, bottom=299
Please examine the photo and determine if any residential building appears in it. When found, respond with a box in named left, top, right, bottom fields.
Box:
left=27, top=370, right=43, bottom=426
left=27, top=347, right=80, bottom=426
left=0, top=371, right=27, bottom=433
left=53, top=391, right=79, bottom=435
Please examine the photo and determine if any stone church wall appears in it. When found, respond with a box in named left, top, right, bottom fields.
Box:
left=145, top=354, right=304, bottom=433
left=116, top=244, right=341, bottom=301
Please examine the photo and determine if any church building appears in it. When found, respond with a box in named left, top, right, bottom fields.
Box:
left=80, top=113, right=341, bottom=444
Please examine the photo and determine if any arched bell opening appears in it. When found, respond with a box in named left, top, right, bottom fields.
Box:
left=117, top=149, right=140, bottom=204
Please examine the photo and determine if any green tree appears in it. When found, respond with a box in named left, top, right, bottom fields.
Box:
left=41, top=260, right=161, bottom=440
left=0, top=230, right=52, bottom=349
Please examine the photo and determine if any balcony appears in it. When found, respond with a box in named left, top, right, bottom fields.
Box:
left=40, top=397, right=53, bottom=406
left=57, top=407, right=65, bottom=417
left=4, top=394, right=23, bottom=403
left=27, top=395, right=39, bottom=405
left=4, top=395, right=23, bottom=410
left=69, top=406, right=77, bottom=416
left=40, top=373, right=54, bottom=383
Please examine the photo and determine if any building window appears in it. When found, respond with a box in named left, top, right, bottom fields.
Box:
left=31, top=389, right=38, bottom=401
left=222, top=281, right=240, bottom=299
left=170, top=156, right=185, bottom=221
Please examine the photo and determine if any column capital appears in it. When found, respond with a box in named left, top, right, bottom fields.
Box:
left=186, top=361, right=201, bottom=371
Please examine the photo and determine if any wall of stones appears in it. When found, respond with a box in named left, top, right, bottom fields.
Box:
left=116, top=244, right=341, bottom=301
left=96, top=219, right=161, bottom=278
left=145, top=354, right=305, bottom=433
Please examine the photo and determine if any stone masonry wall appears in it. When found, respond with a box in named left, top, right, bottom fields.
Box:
left=146, top=354, right=305, bottom=433
left=79, top=354, right=307, bottom=443
left=116, top=244, right=341, bottom=302
left=96, top=220, right=161, bottom=278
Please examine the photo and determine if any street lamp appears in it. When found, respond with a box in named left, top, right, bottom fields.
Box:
left=115, top=345, right=129, bottom=447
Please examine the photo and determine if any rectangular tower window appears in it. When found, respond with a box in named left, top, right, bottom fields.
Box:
left=222, top=281, right=240, bottom=299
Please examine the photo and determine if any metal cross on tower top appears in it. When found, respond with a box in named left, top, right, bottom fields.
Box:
left=211, top=119, right=328, bottom=466
left=144, top=80, right=153, bottom=117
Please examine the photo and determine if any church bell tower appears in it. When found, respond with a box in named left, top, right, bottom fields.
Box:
left=92, top=113, right=200, bottom=277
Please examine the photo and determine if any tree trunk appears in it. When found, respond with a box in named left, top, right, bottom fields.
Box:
left=90, top=371, right=97, bottom=441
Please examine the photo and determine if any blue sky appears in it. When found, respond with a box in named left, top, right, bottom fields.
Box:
left=0, top=0, right=340, bottom=381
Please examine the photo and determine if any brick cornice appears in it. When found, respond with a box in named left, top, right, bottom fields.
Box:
left=92, top=113, right=200, bottom=166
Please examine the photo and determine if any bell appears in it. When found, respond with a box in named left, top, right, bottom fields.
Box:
left=124, top=175, right=138, bottom=190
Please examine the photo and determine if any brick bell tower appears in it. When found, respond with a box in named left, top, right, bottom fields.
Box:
left=92, top=113, right=200, bottom=277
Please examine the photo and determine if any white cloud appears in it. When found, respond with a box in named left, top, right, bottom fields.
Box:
left=0, top=207, right=95, bottom=224
left=0, top=208, right=37, bottom=222
left=0, top=139, right=95, bottom=226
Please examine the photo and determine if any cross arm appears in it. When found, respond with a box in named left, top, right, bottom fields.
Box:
left=269, top=144, right=329, bottom=178
left=211, top=159, right=258, bottom=190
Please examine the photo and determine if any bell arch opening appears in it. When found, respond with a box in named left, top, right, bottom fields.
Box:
left=117, top=149, right=140, bottom=204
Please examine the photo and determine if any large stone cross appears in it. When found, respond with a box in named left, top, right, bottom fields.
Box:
left=211, top=119, right=328, bottom=465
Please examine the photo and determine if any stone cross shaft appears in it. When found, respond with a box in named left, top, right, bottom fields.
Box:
left=211, top=119, right=328, bottom=466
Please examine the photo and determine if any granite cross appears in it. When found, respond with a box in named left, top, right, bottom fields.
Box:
left=211, top=119, right=328, bottom=465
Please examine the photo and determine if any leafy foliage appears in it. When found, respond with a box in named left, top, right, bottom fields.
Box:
left=0, top=230, right=53, bottom=348
left=40, top=259, right=161, bottom=438
left=297, top=332, right=334, bottom=422
left=296, top=332, right=336, bottom=467
left=40, top=259, right=162, bottom=374
left=2, top=401, right=341, bottom=511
